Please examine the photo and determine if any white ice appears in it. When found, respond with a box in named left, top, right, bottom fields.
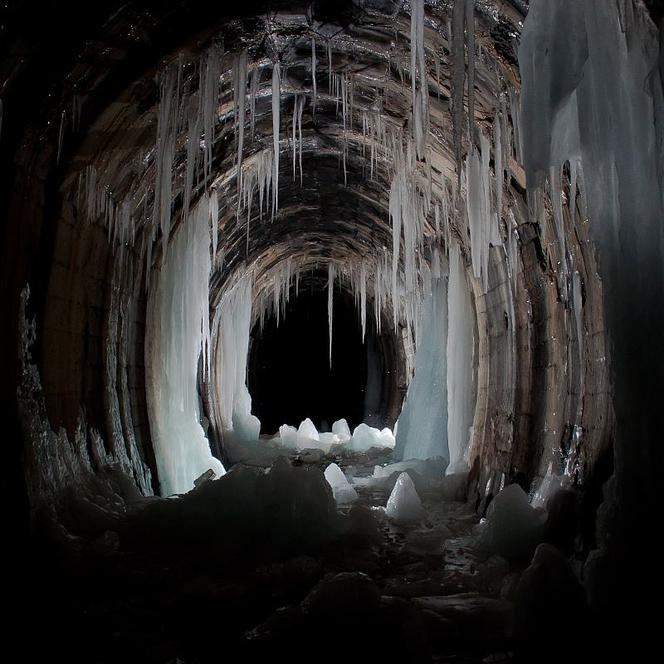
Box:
left=324, top=463, right=359, bottom=505
left=385, top=472, right=426, bottom=523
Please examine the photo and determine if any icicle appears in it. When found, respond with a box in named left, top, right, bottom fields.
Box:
left=57, top=110, right=66, bottom=165
left=249, top=66, right=259, bottom=142
left=292, top=94, right=298, bottom=181
left=183, top=108, right=200, bottom=222
left=360, top=258, right=367, bottom=343
left=465, top=0, right=476, bottom=143
left=209, top=189, right=218, bottom=261
left=200, top=49, right=222, bottom=183
left=410, top=0, right=428, bottom=160
left=311, top=38, right=317, bottom=118
left=494, top=112, right=503, bottom=218
left=328, top=262, right=335, bottom=367
left=452, top=0, right=466, bottom=181
left=272, top=62, right=281, bottom=219
left=298, top=95, right=304, bottom=186
left=327, top=40, right=333, bottom=94
left=152, top=71, right=177, bottom=266
left=235, top=50, right=248, bottom=199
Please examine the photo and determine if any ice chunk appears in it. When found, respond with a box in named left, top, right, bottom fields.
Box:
left=332, top=418, right=351, bottom=440
left=385, top=472, right=426, bottom=523
left=349, top=423, right=385, bottom=451
left=297, top=418, right=320, bottom=448
left=374, top=457, right=447, bottom=482
left=324, top=463, right=359, bottom=505
left=278, top=424, right=298, bottom=449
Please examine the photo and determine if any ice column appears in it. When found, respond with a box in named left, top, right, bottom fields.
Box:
left=446, top=242, right=475, bottom=473
left=148, top=197, right=225, bottom=496
left=216, top=274, right=261, bottom=443
left=395, top=270, right=449, bottom=462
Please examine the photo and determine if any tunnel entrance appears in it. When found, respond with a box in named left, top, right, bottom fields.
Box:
left=248, top=281, right=371, bottom=434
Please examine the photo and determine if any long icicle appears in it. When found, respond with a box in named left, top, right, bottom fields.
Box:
left=465, top=0, right=476, bottom=144
left=452, top=0, right=466, bottom=183
left=311, top=37, right=317, bottom=118
left=272, top=62, right=281, bottom=219
left=328, top=261, right=335, bottom=368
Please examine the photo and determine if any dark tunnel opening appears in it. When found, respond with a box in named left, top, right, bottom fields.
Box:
left=248, top=280, right=371, bottom=434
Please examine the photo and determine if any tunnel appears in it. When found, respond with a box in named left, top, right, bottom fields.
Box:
left=1, top=0, right=663, bottom=661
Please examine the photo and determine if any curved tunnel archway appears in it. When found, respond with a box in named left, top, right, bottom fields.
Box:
left=2, top=0, right=663, bottom=660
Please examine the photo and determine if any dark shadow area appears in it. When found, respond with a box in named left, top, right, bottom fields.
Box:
left=248, top=279, right=369, bottom=433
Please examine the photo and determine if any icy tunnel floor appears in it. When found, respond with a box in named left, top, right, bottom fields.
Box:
left=29, top=451, right=521, bottom=664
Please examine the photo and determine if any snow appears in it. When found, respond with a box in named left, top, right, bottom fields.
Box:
left=324, top=463, right=359, bottom=505
left=385, top=472, right=426, bottom=523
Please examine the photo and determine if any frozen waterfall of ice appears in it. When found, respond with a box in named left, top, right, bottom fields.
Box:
left=385, top=472, right=426, bottom=523
left=148, top=196, right=225, bottom=496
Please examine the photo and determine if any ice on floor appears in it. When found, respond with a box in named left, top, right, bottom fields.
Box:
left=332, top=418, right=351, bottom=441
left=278, top=424, right=299, bottom=449
left=297, top=418, right=320, bottom=448
left=351, top=423, right=396, bottom=452
left=385, top=472, right=426, bottom=523
left=324, top=463, right=359, bottom=505
left=374, top=456, right=447, bottom=481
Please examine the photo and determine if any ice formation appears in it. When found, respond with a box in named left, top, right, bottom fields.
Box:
left=332, top=418, right=352, bottom=441
left=351, top=423, right=395, bottom=452
left=385, top=472, right=426, bottom=523
left=395, top=272, right=449, bottom=462
left=324, top=463, right=359, bottom=505
left=215, top=274, right=261, bottom=443
left=446, top=242, right=474, bottom=473
left=297, top=418, right=320, bottom=448
left=147, top=196, right=225, bottom=496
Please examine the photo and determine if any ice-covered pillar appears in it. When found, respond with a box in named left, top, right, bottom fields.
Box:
left=519, top=0, right=664, bottom=618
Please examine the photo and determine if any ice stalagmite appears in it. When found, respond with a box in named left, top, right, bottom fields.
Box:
left=148, top=196, right=225, bottom=496
left=386, top=472, right=426, bottom=523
